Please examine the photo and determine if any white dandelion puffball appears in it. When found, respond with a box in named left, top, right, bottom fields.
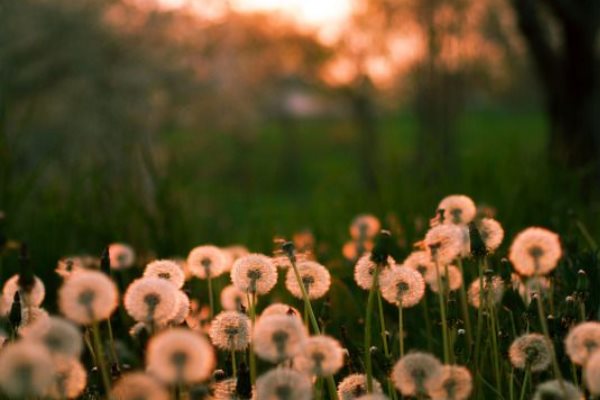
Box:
left=565, top=321, right=600, bottom=365
left=220, top=285, right=249, bottom=312
left=509, top=333, right=553, bottom=372
left=58, top=270, right=119, bottom=325
left=584, top=350, right=600, bottom=395
left=477, top=218, right=504, bottom=252
left=355, top=395, right=389, bottom=400
left=169, top=291, right=191, bottom=325
left=354, top=254, right=395, bottom=290
left=209, top=311, right=251, bottom=351
left=337, top=374, right=383, bottom=400
left=231, top=254, right=278, bottom=295
left=3, top=274, right=45, bottom=309
left=146, top=328, right=216, bottom=384
left=112, top=372, right=169, bottom=400
left=285, top=260, right=331, bottom=300
left=20, top=316, right=82, bottom=357
left=425, top=365, right=472, bottom=400
left=425, top=265, right=463, bottom=293
left=379, top=266, right=425, bottom=308
left=260, top=303, right=301, bottom=321
left=17, top=307, right=49, bottom=335
left=256, top=368, right=312, bottom=400
left=223, top=245, right=250, bottom=272
left=109, top=242, right=136, bottom=270
left=467, top=276, right=504, bottom=309
left=0, top=341, right=54, bottom=398
left=350, top=214, right=381, bottom=240
left=47, top=355, right=87, bottom=399
left=124, top=277, right=179, bottom=326
left=187, top=245, right=228, bottom=279
left=253, top=314, right=307, bottom=363
left=403, top=251, right=434, bottom=276
left=391, top=352, right=442, bottom=397
left=294, top=335, right=344, bottom=377
left=438, top=195, right=477, bottom=225
left=55, top=257, right=86, bottom=279
left=144, top=259, right=185, bottom=289
left=532, top=380, right=582, bottom=400
left=424, top=224, right=464, bottom=265
left=509, top=227, right=562, bottom=276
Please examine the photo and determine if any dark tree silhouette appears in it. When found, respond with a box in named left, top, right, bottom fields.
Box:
left=511, top=0, right=600, bottom=181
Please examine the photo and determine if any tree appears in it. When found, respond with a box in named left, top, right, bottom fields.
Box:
left=511, top=0, right=600, bottom=182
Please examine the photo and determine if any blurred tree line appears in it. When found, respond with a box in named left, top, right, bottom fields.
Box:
left=0, top=0, right=597, bottom=264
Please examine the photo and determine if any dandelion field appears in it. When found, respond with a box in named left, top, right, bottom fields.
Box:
left=1, top=179, right=600, bottom=400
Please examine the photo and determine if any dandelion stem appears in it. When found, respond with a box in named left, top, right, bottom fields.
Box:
left=247, top=292, right=257, bottom=385
left=398, top=303, right=404, bottom=358
left=489, top=299, right=502, bottom=395
left=207, top=277, right=214, bottom=320
left=575, top=220, right=598, bottom=251
left=433, top=258, right=450, bottom=363
left=286, top=250, right=338, bottom=400
left=364, top=264, right=381, bottom=393
left=107, top=318, right=120, bottom=370
left=518, top=367, right=530, bottom=400
left=231, top=349, right=237, bottom=379
left=457, top=259, right=473, bottom=350
left=376, top=290, right=390, bottom=358
left=509, top=368, right=515, bottom=400
left=91, top=321, right=111, bottom=395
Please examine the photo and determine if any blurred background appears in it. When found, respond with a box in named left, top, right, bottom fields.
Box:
left=1, top=0, right=599, bottom=283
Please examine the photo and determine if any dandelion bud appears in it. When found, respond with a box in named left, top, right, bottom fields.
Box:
left=252, top=314, right=307, bottom=363
left=337, top=374, right=383, bottom=400
left=509, top=333, right=553, bottom=372
left=391, top=352, right=442, bottom=397
left=58, top=270, right=118, bottom=325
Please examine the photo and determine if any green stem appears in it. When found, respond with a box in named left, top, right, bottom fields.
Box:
left=376, top=290, right=390, bottom=358
left=247, top=292, right=257, bottom=385
left=287, top=256, right=338, bottom=400
left=398, top=303, right=404, bottom=358
left=107, top=318, right=120, bottom=370
left=575, top=220, right=598, bottom=251
left=364, top=265, right=381, bottom=393
left=457, top=259, right=473, bottom=350
left=509, top=368, right=515, bottom=400
left=231, top=349, right=237, bottom=379
left=473, top=257, right=485, bottom=397
left=304, top=300, right=310, bottom=332
left=434, top=259, right=450, bottom=363
left=91, top=322, right=111, bottom=396
left=518, top=367, right=530, bottom=400
left=207, top=278, right=214, bottom=320
left=489, top=299, right=502, bottom=395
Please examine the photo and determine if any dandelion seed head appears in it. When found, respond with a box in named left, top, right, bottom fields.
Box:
left=146, top=328, right=216, bottom=384
left=425, top=265, right=463, bottom=293
left=231, top=254, right=278, bottom=295
left=209, top=311, right=251, bottom=351
left=467, top=276, right=504, bottom=309
left=187, top=245, right=228, bottom=279
left=337, top=374, right=383, bottom=400
left=565, top=321, right=600, bottom=365
left=425, top=365, right=472, bottom=400
left=512, top=274, right=551, bottom=305
left=47, top=355, right=87, bottom=399
left=509, top=227, right=562, bottom=277
left=256, top=368, right=312, bottom=400
left=509, top=333, right=553, bottom=372
left=144, top=260, right=186, bottom=289
left=477, top=218, right=504, bottom=252
left=391, top=352, right=442, bottom=396
left=223, top=245, right=250, bottom=272
left=3, top=274, right=45, bottom=309
left=285, top=261, right=331, bottom=300
left=260, top=303, right=301, bottom=321
left=354, top=253, right=395, bottom=290
left=170, top=290, right=191, bottom=325
left=20, top=316, right=82, bottom=358
left=58, top=270, right=118, bottom=325
left=354, top=395, right=388, bottom=400
left=584, top=350, right=600, bottom=395
left=220, top=285, right=249, bottom=312
left=18, top=307, right=49, bottom=335
left=532, top=380, right=582, bottom=400
left=112, top=372, right=169, bottom=400
left=438, top=195, right=477, bottom=225
left=0, top=341, right=54, bottom=398
left=55, top=257, right=86, bottom=279
left=253, top=314, right=307, bottom=363
left=342, top=240, right=374, bottom=261
left=124, top=277, right=179, bottom=326
left=109, top=242, right=136, bottom=270
left=294, top=335, right=344, bottom=377
left=403, top=251, right=435, bottom=276
left=210, top=377, right=253, bottom=400
left=380, top=266, right=425, bottom=308
left=350, top=214, right=381, bottom=240
left=424, top=225, right=464, bottom=265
